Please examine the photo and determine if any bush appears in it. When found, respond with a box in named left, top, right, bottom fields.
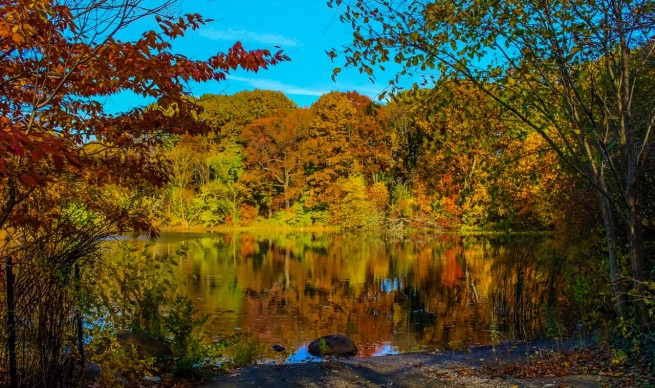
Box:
left=224, top=334, right=265, bottom=368
left=86, top=328, right=158, bottom=387
left=164, top=296, right=219, bottom=378
left=85, top=242, right=222, bottom=381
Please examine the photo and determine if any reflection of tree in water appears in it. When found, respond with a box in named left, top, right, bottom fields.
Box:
left=250, top=246, right=266, bottom=270
left=395, top=286, right=436, bottom=338
left=137, top=232, right=576, bottom=355
left=489, top=237, right=564, bottom=339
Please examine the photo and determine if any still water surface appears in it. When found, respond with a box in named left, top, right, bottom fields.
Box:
left=119, top=232, right=562, bottom=360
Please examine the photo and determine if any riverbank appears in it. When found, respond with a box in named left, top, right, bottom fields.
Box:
left=157, top=224, right=553, bottom=236
left=197, top=338, right=629, bottom=387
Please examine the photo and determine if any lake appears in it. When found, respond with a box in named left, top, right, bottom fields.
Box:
left=106, top=231, right=566, bottom=361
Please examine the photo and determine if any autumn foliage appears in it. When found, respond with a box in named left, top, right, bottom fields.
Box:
left=4, top=0, right=649, bottom=385
left=150, top=86, right=570, bottom=232
left=0, top=0, right=288, bottom=235
left=327, top=0, right=655, bottom=322
left=0, top=0, right=289, bottom=385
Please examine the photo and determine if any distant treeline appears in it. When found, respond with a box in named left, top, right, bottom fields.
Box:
left=145, top=85, right=584, bottom=231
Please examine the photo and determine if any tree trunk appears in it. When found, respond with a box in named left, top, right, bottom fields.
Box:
left=614, top=0, right=648, bottom=323
left=231, top=187, right=239, bottom=226
left=626, top=187, right=648, bottom=322
left=6, top=256, right=18, bottom=388
left=75, top=264, right=86, bottom=372
left=626, top=191, right=645, bottom=282
left=285, top=247, right=290, bottom=289
left=284, top=170, right=290, bottom=209
left=597, top=192, right=626, bottom=318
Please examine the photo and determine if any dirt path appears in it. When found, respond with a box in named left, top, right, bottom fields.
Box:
left=200, top=340, right=615, bottom=387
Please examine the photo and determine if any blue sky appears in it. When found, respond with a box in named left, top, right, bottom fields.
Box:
left=107, top=0, right=405, bottom=112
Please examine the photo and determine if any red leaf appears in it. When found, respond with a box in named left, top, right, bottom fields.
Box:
left=19, top=173, right=38, bottom=187
left=31, top=147, right=44, bottom=162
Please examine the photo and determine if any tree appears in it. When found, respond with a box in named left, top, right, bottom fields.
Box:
left=305, top=91, right=389, bottom=211
left=343, top=91, right=391, bottom=180
left=199, top=141, right=245, bottom=225
left=334, top=174, right=384, bottom=230
left=329, top=0, right=655, bottom=317
left=0, top=0, right=288, bottom=384
left=163, top=135, right=209, bottom=227
left=304, top=92, right=359, bottom=208
left=384, top=82, right=566, bottom=229
left=197, top=90, right=297, bottom=137
left=241, top=108, right=311, bottom=212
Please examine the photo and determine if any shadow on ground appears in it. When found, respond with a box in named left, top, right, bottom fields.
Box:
left=201, top=339, right=613, bottom=388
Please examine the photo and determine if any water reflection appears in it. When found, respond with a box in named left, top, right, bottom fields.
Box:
left=109, top=232, right=565, bottom=359
left=285, top=345, right=321, bottom=363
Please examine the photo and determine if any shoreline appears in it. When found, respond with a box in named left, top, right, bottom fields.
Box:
left=155, top=225, right=554, bottom=236
left=198, top=337, right=617, bottom=387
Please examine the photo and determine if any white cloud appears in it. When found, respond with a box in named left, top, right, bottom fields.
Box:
left=200, top=27, right=301, bottom=48
left=227, top=76, right=327, bottom=96
left=226, top=76, right=391, bottom=103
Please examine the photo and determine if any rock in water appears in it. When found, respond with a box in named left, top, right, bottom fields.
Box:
left=272, top=344, right=286, bottom=352
left=307, top=334, right=358, bottom=356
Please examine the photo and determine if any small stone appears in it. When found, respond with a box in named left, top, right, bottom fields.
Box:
left=272, top=344, right=286, bottom=352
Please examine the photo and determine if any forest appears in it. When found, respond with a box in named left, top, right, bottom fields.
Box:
left=152, top=87, right=570, bottom=232
left=1, top=0, right=654, bottom=386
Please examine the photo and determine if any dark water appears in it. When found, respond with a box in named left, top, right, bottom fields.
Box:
left=108, top=232, right=567, bottom=361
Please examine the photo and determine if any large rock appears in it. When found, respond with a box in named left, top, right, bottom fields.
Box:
left=307, top=334, right=358, bottom=357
